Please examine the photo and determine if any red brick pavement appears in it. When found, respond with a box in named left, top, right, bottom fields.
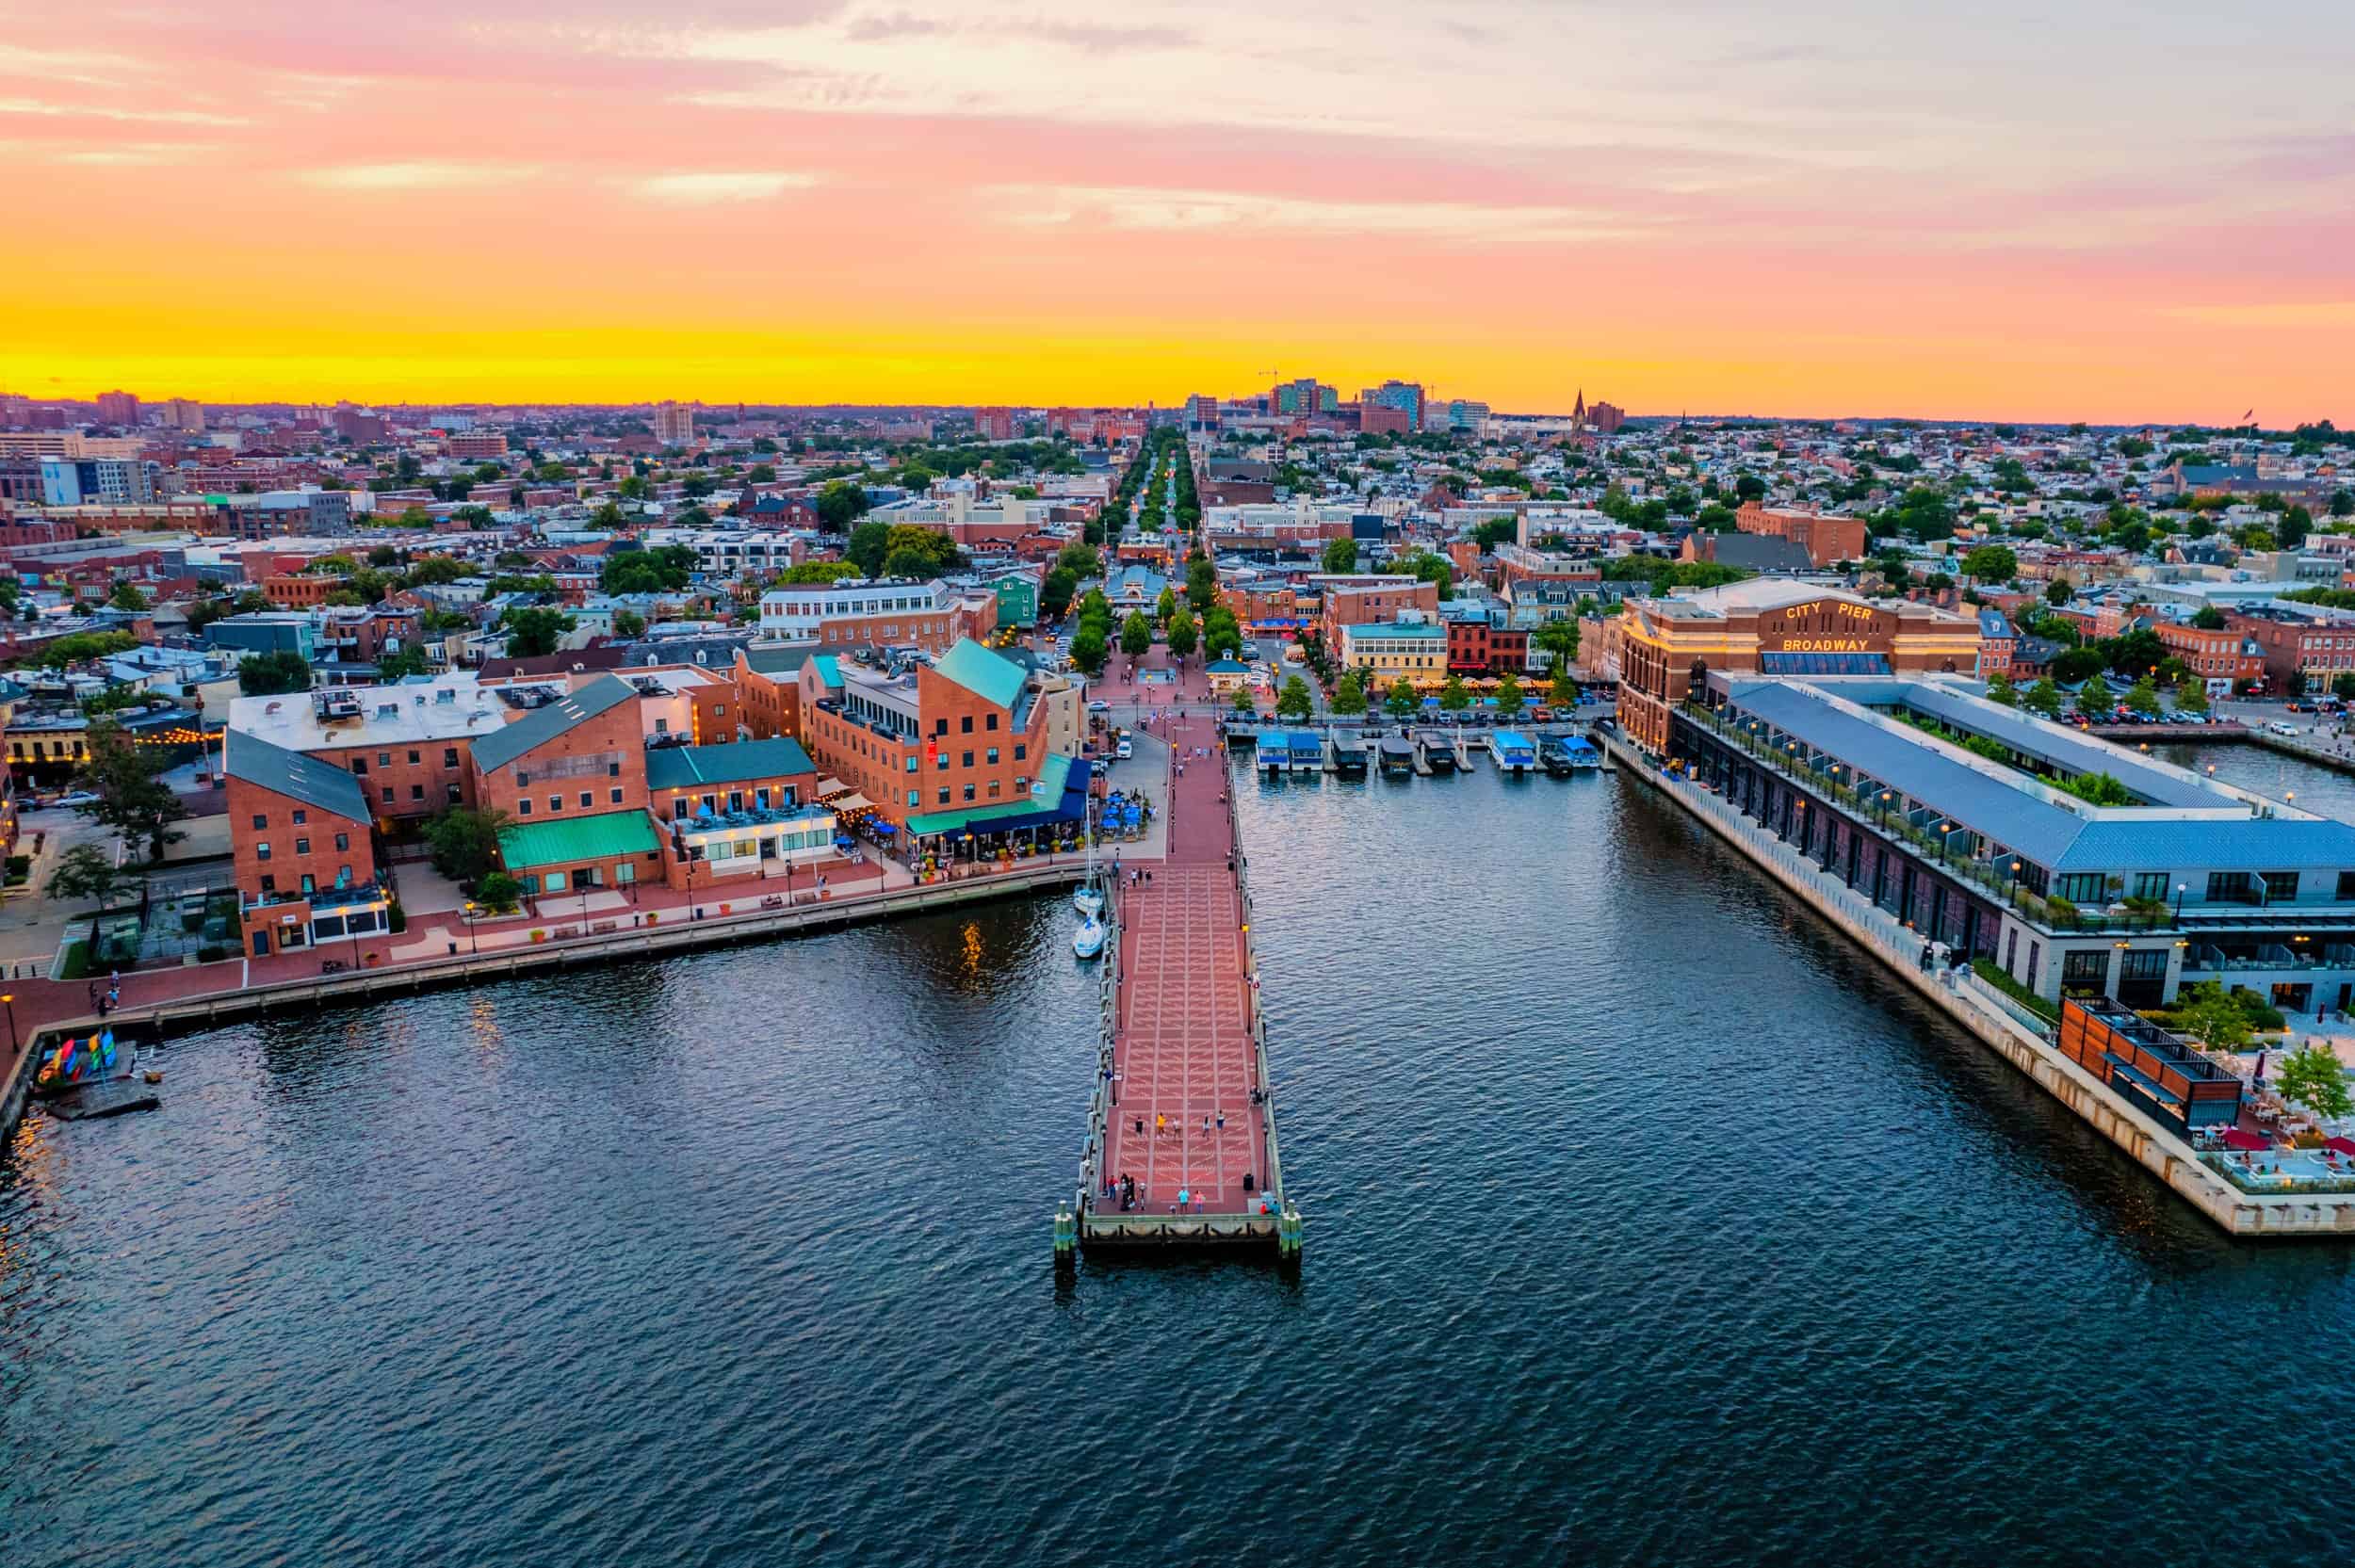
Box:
left=1099, top=712, right=1269, bottom=1216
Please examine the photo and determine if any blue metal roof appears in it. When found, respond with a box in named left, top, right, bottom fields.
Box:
left=2060, top=817, right=2355, bottom=875
left=1725, top=679, right=2355, bottom=875
left=1730, top=683, right=2093, bottom=865
left=1892, top=684, right=2214, bottom=807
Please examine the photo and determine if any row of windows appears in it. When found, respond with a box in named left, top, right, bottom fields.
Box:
left=934, top=712, right=1000, bottom=736
left=2055, top=869, right=2327, bottom=904
left=254, top=866, right=358, bottom=897
left=350, top=747, right=462, bottom=775
left=515, top=789, right=628, bottom=816
left=907, top=780, right=1016, bottom=807
left=516, top=761, right=623, bottom=785
left=254, top=832, right=352, bottom=859
left=10, top=739, right=89, bottom=761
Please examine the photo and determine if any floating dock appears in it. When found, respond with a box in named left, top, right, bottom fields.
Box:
left=1066, top=713, right=1297, bottom=1256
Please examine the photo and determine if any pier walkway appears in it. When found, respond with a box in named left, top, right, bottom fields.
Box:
left=1070, top=711, right=1293, bottom=1253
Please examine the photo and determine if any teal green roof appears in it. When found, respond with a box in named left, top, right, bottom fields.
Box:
left=645, top=737, right=816, bottom=792
left=903, top=753, right=1072, bottom=836
left=932, top=638, right=1026, bottom=710
left=811, top=655, right=843, bottom=688
left=496, top=809, right=659, bottom=871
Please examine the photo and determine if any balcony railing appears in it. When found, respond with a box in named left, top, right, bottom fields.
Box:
left=1680, top=703, right=2175, bottom=934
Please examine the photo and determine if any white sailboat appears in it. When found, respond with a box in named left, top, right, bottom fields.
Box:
left=1073, top=793, right=1105, bottom=917
left=1072, top=913, right=1106, bottom=960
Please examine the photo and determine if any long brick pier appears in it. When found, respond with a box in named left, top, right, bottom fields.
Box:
left=1064, top=713, right=1296, bottom=1255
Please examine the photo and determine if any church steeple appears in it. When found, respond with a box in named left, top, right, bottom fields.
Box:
left=1573, top=388, right=1586, bottom=426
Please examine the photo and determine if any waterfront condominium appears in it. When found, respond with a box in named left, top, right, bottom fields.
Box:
left=1672, top=672, right=2355, bottom=1014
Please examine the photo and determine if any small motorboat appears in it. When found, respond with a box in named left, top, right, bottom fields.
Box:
left=1072, top=915, right=1106, bottom=960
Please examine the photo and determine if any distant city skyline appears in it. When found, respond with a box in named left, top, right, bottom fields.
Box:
left=6, top=0, right=2352, bottom=421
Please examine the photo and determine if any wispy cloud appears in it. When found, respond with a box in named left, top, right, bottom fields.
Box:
left=297, top=160, right=544, bottom=190
left=631, top=170, right=820, bottom=203
left=986, top=184, right=1650, bottom=244
left=2168, top=302, right=2355, bottom=329
left=0, top=96, right=246, bottom=125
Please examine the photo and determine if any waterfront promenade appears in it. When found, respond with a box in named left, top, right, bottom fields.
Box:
left=1079, top=709, right=1291, bottom=1249
left=1601, top=726, right=2355, bottom=1237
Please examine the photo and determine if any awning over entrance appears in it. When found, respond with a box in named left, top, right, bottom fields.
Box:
left=497, top=809, right=660, bottom=871
left=903, top=754, right=1089, bottom=838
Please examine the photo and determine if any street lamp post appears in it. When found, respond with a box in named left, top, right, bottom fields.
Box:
left=1, top=992, right=16, bottom=1057
left=2173, top=881, right=2186, bottom=922
left=463, top=901, right=479, bottom=956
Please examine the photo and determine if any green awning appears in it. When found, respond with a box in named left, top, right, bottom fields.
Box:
left=903, top=754, right=1075, bottom=837
left=497, top=809, right=660, bottom=871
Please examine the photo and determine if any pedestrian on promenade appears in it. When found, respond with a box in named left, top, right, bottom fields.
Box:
left=1216, top=1108, right=1226, bottom=1130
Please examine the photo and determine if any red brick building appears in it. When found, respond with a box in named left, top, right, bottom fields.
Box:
left=732, top=643, right=817, bottom=740
left=799, top=639, right=1053, bottom=834
left=225, top=732, right=387, bottom=959
left=1446, top=616, right=1531, bottom=676
left=1314, top=574, right=1440, bottom=649
left=471, top=675, right=664, bottom=898
left=2153, top=620, right=2264, bottom=686
left=1733, top=501, right=1868, bottom=567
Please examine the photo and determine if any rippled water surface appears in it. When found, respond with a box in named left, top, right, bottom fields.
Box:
left=6, top=761, right=2354, bottom=1566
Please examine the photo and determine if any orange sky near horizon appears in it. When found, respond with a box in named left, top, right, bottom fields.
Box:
left=7, top=1, right=2354, bottom=422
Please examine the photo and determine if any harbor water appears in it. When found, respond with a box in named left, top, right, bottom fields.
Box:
left=6, top=760, right=2354, bottom=1565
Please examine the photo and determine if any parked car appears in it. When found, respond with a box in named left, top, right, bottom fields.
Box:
left=1086, top=699, right=1110, bottom=713
left=1115, top=738, right=1134, bottom=759
left=52, top=792, right=98, bottom=808
left=2270, top=721, right=2301, bottom=736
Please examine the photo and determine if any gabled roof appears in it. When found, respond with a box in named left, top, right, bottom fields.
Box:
left=224, top=731, right=371, bottom=823
left=931, top=638, right=1026, bottom=710
left=471, top=673, right=637, bottom=775
left=645, top=737, right=817, bottom=792
left=739, top=640, right=821, bottom=677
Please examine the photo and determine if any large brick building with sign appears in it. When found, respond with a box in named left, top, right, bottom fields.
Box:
left=1616, top=580, right=1980, bottom=752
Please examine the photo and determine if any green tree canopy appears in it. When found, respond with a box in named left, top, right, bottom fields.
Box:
left=503, top=606, right=574, bottom=658
left=1495, top=672, right=1524, bottom=718
left=70, top=718, right=187, bottom=861
left=1321, top=537, right=1358, bottom=574
left=2276, top=1043, right=2353, bottom=1119
left=426, top=806, right=511, bottom=884
left=1165, top=608, right=1198, bottom=661
left=1384, top=678, right=1418, bottom=718
left=1275, top=674, right=1313, bottom=721
left=1438, top=675, right=1470, bottom=712
left=1330, top=670, right=1367, bottom=716
left=237, top=651, right=313, bottom=696
left=1119, top=611, right=1153, bottom=658
left=1961, top=543, right=2018, bottom=585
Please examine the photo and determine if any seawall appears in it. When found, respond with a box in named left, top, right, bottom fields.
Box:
left=1601, top=728, right=2355, bottom=1239
left=3, top=862, right=1081, bottom=1142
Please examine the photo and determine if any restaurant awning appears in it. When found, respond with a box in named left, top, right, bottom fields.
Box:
left=815, top=777, right=846, bottom=796
left=830, top=791, right=872, bottom=812
left=2220, top=1127, right=2271, bottom=1152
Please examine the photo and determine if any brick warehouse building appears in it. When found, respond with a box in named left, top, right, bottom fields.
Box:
left=226, top=732, right=388, bottom=958
left=1732, top=501, right=1870, bottom=569
left=1616, top=580, right=1981, bottom=754
left=471, top=675, right=662, bottom=898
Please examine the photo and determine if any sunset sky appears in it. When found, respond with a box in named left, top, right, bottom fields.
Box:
left=7, top=0, right=2353, bottom=421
